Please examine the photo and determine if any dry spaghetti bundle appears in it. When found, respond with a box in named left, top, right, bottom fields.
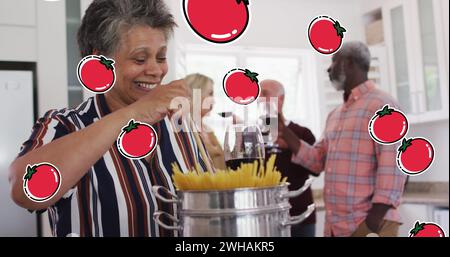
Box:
left=171, top=155, right=287, bottom=191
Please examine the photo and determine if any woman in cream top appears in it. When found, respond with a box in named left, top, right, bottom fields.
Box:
left=185, top=73, right=227, bottom=170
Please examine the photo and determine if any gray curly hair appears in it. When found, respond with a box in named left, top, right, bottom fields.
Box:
left=338, top=41, right=371, bottom=72
left=77, top=0, right=176, bottom=57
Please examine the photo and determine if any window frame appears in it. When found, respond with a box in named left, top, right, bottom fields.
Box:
left=178, top=44, right=322, bottom=136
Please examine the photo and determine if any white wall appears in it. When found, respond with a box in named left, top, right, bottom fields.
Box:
left=166, top=0, right=365, bottom=82
left=168, top=0, right=364, bottom=48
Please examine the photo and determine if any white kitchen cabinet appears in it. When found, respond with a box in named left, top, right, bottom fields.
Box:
left=0, top=0, right=37, bottom=62
left=398, top=203, right=449, bottom=237
left=433, top=207, right=449, bottom=235
left=383, top=0, right=449, bottom=123
left=0, top=26, right=37, bottom=62
left=0, top=0, right=36, bottom=26
left=398, top=203, right=430, bottom=237
left=36, top=0, right=69, bottom=116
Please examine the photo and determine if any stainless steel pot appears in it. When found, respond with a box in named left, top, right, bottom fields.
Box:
left=152, top=178, right=315, bottom=237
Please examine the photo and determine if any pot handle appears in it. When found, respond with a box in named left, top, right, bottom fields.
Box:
left=153, top=211, right=182, bottom=231
left=152, top=185, right=179, bottom=203
left=281, top=204, right=315, bottom=227
left=278, top=177, right=314, bottom=200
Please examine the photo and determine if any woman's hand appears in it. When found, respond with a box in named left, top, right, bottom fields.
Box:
left=126, top=79, right=191, bottom=124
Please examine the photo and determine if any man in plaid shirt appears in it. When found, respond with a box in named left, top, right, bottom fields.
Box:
left=279, top=41, right=407, bottom=237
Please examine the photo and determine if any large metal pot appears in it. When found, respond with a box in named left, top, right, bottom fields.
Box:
left=152, top=178, right=315, bottom=237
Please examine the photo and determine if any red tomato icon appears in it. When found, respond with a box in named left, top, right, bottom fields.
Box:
left=23, top=163, right=61, bottom=203
left=223, top=68, right=260, bottom=105
left=397, top=137, right=434, bottom=176
left=368, top=105, right=409, bottom=144
left=77, top=55, right=116, bottom=93
left=117, top=119, right=158, bottom=159
left=308, top=15, right=346, bottom=55
left=183, top=0, right=250, bottom=44
left=410, top=221, right=446, bottom=237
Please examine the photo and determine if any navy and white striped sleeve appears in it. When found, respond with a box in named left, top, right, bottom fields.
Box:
left=17, top=109, right=72, bottom=158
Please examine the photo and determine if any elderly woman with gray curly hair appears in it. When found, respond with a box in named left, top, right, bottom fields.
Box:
left=8, top=0, right=210, bottom=237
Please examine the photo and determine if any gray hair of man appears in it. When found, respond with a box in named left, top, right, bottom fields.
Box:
left=337, top=41, right=371, bottom=72
left=260, top=79, right=285, bottom=96
left=77, top=0, right=176, bottom=57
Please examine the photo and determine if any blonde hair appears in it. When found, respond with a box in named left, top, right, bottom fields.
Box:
left=185, top=73, right=214, bottom=119
left=184, top=73, right=214, bottom=93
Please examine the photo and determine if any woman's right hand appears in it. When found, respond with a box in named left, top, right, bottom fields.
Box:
left=126, top=79, right=191, bottom=124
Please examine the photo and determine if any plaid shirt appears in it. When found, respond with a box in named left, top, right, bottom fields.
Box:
left=292, top=81, right=407, bottom=237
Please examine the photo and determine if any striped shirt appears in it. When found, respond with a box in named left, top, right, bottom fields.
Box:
left=291, top=81, right=407, bottom=237
left=18, top=94, right=210, bottom=237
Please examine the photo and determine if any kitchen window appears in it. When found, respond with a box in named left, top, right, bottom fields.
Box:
left=178, top=45, right=322, bottom=137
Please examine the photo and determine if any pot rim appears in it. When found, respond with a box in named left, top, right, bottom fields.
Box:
left=175, top=182, right=290, bottom=194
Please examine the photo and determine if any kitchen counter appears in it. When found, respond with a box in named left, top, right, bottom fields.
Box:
left=312, top=182, right=449, bottom=211
left=402, top=182, right=448, bottom=207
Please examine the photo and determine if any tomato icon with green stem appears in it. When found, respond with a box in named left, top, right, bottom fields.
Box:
left=23, top=163, right=61, bottom=203
left=409, top=221, right=446, bottom=237
left=308, top=15, right=346, bottom=55
left=368, top=105, right=409, bottom=144
left=77, top=55, right=116, bottom=93
left=397, top=137, right=434, bottom=176
left=183, top=0, right=250, bottom=44
left=223, top=68, right=260, bottom=105
left=117, top=119, right=158, bottom=159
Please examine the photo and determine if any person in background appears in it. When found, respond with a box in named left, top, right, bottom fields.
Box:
left=8, top=0, right=211, bottom=237
left=259, top=79, right=317, bottom=237
left=279, top=41, right=407, bottom=237
left=185, top=73, right=226, bottom=170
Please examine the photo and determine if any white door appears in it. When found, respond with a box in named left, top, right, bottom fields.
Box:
left=0, top=70, right=36, bottom=236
